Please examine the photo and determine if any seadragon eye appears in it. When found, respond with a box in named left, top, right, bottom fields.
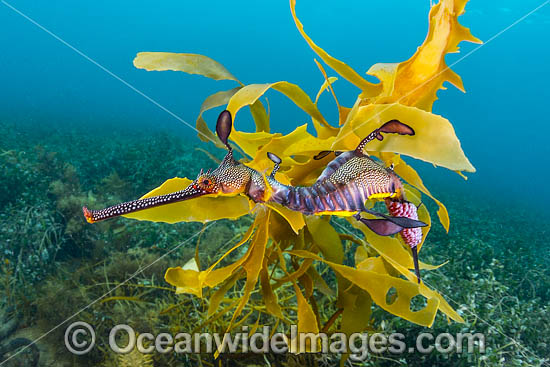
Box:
left=198, top=176, right=215, bottom=191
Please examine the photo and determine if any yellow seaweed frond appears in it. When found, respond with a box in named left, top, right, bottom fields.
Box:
left=290, top=0, right=383, bottom=97
left=335, top=103, right=475, bottom=173
left=134, top=52, right=240, bottom=82
left=366, top=0, right=481, bottom=110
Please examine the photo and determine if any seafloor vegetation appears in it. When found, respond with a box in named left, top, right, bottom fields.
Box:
left=0, top=122, right=548, bottom=366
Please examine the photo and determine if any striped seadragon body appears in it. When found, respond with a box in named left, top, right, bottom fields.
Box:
left=264, top=153, right=403, bottom=216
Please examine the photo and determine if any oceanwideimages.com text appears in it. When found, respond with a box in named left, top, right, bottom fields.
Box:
left=65, top=322, right=485, bottom=361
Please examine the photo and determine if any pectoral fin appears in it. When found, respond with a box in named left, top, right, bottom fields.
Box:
left=357, top=207, right=424, bottom=283
left=356, top=217, right=403, bottom=236
left=362, top=208, right=427, bottom=229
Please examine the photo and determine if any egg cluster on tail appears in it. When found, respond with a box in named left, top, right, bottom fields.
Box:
left=386, top=200, right=423, bottom=248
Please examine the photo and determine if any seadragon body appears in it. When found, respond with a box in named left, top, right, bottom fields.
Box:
left=83, top=111, right=427, bottom=281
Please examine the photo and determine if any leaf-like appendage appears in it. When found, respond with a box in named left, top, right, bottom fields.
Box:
left=134, top=52, right=240, bottom=82
left=366, top=0, right=481, bottom=110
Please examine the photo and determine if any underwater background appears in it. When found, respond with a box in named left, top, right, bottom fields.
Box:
left=1, top=0, right=549, bottom=366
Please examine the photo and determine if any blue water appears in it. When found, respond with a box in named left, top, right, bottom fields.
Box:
left=1, top=0, right=549, bottom=208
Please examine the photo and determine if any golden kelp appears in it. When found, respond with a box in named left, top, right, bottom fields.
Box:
left=129, top=0, right=478, bottom=354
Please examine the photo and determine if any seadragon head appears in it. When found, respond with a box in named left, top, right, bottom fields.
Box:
left=83, top=110, right=251, bottom=223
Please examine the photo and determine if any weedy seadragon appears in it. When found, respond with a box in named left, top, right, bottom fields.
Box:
left=83, top=111, right=427, bottom=282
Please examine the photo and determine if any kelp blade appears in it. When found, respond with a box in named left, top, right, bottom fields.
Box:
left=334, top=103, right=475, bottom=172
left=133, top=52, right=240, bottom=82
left=290, top=0, right=382, bottom=97
left=289, top=250, right=440, bottom=327
left=365, top=0, right=481, bottom=110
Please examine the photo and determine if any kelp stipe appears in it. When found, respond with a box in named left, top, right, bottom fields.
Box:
left=84, top=0, right=479, bottom=356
